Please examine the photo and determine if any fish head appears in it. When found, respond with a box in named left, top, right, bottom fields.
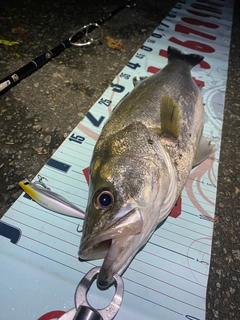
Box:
left=79, top=123, right=175, bottom=289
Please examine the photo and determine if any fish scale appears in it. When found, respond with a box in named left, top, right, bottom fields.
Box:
left=79, top=46, right=215, bottom=289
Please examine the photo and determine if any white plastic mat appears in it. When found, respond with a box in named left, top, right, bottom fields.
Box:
left=0, top=0, right=234, bottom=319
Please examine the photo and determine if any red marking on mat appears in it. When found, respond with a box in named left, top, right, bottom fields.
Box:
left=199, top=60, right=210, bottom=69
left=191, top=3, right=222, bottom=14
left=159, top=49, right=168, bottom=58
left=181, top=17, right=219, bottom=29
left=169, top=37, right=215, bottom=53
left=192, top=77, right=205, bottom=87
left=175, top=24, right=216, bottom=41
left=169, top=197, right=182, bottom=218
left=77, top=123, right=99, bottom=141
left=38, top=310, right=65, bottom=320
left=187, top=9, right=220, bottom=19
left=83, top=167, right=90, bottom=185
left=147, top=66, right=160, bottom=74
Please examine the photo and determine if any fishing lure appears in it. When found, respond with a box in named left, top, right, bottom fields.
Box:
left=19, top=176, right=85, bottom=219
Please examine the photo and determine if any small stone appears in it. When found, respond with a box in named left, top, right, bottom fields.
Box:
left=214, top=298, right=219, bottom=307
left=229, top=287, right=235, bottom=294
left=12, top=190, right=22, bottom=200
left=16, top=150, right=22, bottom=159
left=213, top=310, right=219, bottom=317
left=232, top=249, right=240, bottom=260
left=33, top=147, right=43, bottom=153
left=216, top=269, right=222, bottom=277
left=33, top=124, right=42, bottom=132
left=7, top=184, right=16, bottom=191
left=44, top=135, right=51, bottom=145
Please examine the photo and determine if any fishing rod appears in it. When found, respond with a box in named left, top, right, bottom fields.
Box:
left=0, top=0, right=136, bottom=96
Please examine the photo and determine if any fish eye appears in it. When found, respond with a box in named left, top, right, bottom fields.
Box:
left=94, top=190, right=114, bottom=210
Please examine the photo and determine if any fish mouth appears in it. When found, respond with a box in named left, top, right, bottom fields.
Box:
left=79, top=235, right=133, bottom=289
left=79, top=207, right=143, bottom=289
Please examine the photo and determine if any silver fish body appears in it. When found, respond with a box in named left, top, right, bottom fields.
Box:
left=79, top=46, right=215, bottom=288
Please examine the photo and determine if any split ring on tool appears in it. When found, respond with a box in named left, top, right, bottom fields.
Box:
left=58, top=266, right=124, bottom=320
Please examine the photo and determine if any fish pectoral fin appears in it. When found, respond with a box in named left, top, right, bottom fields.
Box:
left=160, top=95, right=182, bottom=139
left=132, top=76, right=148, bottom=87
left=192, top=135, right=216, bottom=167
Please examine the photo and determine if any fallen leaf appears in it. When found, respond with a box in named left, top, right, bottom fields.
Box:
left=105, top=36, right=123, bottom=50
left=12, top=27, right=28, bottom=35
left=0, top=39, right=19, bottom=46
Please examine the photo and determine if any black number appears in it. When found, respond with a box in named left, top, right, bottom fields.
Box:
left=151, top=33, right=162, bottom=38
left=98, top=98, right=112, bottom=106
left=127, top=62, right=141, bottom=69
left=110, top=83, right=125, bottom=93
left=135, top=53, right=145, bottom=59
left=199, top=214, right=214, bottom=222
left=119, top=73, right=131, bottom=80
left=168, top=13, right=176, bottom=18
left=160, top=22, right=170, bottom=28
left=0, top=221, right=22, bottom=244
left=69, top=133, right=85, bottom=144
left=186, top=315, right=200, bottom=320
left=86, top=112, right=105, bottom=127
left=141, top=45, right=153, bottom=52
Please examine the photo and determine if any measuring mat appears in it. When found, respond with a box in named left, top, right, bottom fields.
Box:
left=0, top=0, right=234, bottom=319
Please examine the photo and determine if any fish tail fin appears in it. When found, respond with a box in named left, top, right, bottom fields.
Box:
left=167, top=46, right=204, bottom=68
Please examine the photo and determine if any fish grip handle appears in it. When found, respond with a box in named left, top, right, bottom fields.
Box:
left=73, top=305, right=103, bottom=320
left=58, top=266, right=124, bottom=320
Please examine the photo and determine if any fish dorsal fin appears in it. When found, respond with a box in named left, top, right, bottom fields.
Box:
left=160, top=95, right=182, bottom=139
left=167, top=46, right=204, bottom=69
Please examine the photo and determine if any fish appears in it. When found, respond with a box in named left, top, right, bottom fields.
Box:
left=19, top=179, right=85, bottom=219
left=78, top=46, right=215, bottom=289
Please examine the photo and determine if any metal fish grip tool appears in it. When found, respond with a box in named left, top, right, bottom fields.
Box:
left=59, top=267, right=124, bottom=320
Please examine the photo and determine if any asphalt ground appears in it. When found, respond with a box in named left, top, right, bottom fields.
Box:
left=0, top=0, right=239, bottom=319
